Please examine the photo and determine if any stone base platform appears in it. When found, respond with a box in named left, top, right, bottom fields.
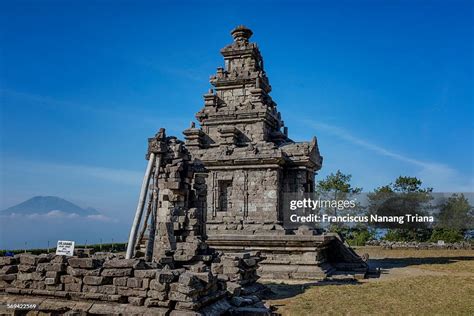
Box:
left=0, top=293, right=271, bottom=316
left=206, top=233, right=368, bottom=280
left=0, top=293, right=169, bottom=315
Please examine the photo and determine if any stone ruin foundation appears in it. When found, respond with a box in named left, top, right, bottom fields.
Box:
left=0, top=251, right=267, bottom=315
left=0, top=26, right=368, bottom=315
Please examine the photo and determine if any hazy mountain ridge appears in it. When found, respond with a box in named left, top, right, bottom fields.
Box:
left=1, top=196, right=100, bottom=216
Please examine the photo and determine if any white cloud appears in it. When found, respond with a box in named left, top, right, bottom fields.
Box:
left=0, top=211, right=116, bottom=222
left=86, top=214, right=117, bottom=222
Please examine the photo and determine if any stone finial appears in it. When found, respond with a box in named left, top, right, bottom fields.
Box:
left=231, top=25, right=253, bottom=42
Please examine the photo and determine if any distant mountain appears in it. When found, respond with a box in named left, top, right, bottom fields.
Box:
left=1, top=196, right=100, bottom=216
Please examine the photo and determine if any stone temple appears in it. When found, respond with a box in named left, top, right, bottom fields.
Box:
left=128, top=25, right=367, bottom=280
left=0, top=26, right=367, bottom=315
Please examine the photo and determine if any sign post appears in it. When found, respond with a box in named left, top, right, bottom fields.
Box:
left=56, top=240, right=75, bottom=256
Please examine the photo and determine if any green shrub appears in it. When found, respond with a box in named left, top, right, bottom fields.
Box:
left=429, top=228, right=464, bottom=243
left=347, top=229, right=375, bottom=246
left=383, top=228, right=432, bottom=242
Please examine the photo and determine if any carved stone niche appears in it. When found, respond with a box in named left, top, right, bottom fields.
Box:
left=217, top=179, right=232, bottom=212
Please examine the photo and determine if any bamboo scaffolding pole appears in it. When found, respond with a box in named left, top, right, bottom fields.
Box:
left=126, top=152, right=156, bottom=259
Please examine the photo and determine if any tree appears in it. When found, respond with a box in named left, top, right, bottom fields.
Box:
left=437, top=193, right=472, bottom=231
left=316, top=170, right=362, bottom=216
left=392, top=176, right=433, bottom=193
left=430, top=193, right=473, bottom=242
left=368, top=176, right=433, bottom=242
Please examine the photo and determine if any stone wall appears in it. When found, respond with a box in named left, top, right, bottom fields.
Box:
left=205, top=168, right=280, bottom=227
left=0, top=252, right=269, bottom=315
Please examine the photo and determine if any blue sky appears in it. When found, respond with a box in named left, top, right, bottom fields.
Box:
left=0, top=0, right=473, bottom=246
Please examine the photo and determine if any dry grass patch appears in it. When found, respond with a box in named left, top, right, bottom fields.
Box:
left=269, top=275, right=474, bottom=315
left=267, top=247, right=474, bottom=315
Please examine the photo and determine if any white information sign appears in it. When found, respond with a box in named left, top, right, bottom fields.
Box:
left=56, top=240, right=75, bottom=256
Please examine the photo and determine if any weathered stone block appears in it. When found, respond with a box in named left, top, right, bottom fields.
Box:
left=66, top=266, right=101, bottom=277
left=83, top=276, right=110, bottom=285
left=113, top=276, right=128, bottom=286
left=170, top=282, right=200, bottom=295
left=35, top=280, right=46, bottom=289
left=44, top=277, right=57, bottom=285
left=149, top=279, right=168, bottom=292
left=142, top=278, right=150, bottom=290
left=60, top=275, right=80, bottom=284
left=0, top=279, right=9, bottom=288
left=71, top=292, right=107, bottom=301
left=68, top=258, right=102, bottom=269
left=178, top=272, right=197, bottom=286
left=5, top=287, right=21, bottom=294
left=45, top=271, right=60, bottom=279
left=19, top=254, right=39, bottom=266
left=134, top=269, right=157, bottom=278
left=168, top=290, right=196, bottom=302
left=83, top=284, right=98, bottom=293
left=226, top=282, right=242, bottom=296
left=117, top=287, right=147, bottom=298
left=2, top=265, right=18, bottom=274
left=101, top=268, right=133, bottom=277
left=25, top=265, right=42, bottom=275
left=0, top=257, right=18, bottom=266
left=0, top=273, right=16, bottom=282
left=223, top=266, right=241, bottom=274
left=64, top=282, right=82, bottom=292
left=17, top=273, right=33, bottom=281
left=45, top=283, right=63, bottom=291
left=147, top=289, right=168, bottom=300
left=31, top=272, right=46, bottom=281
left=211, top=263, right=223, bottom=275
left=175, top=301, right=201, bottom=311
left=45, top=263, right=65, bottom=272
left=103, top=259, right=145, bottom=269
left=144, top=298, right=171, bottom=307
left=36, top=262, right=49, bottom=273
left=108, top=294, right=127, bottom=303
left=128, top=296, right=145, bottom=306
left=126, top=277, right=143, bottom=288
left=98, top=285, right=117, bottom=295
left=51, top=255, right=67, bottom=264
left=193, top=272, right=212, bottom=283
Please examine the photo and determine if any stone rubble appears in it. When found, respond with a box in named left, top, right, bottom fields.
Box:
left=0, top=252, right=271, bottom=315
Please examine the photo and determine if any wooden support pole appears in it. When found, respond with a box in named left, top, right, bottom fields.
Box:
left=126, top=152, right=156, bottom=259
left=145, top=155, right=161, bottom=261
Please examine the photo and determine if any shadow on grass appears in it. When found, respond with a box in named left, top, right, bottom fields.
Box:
left=262, top=279, right=362, bottom=300
left=368, top=256, right=474, bottom=270
left=261, top=252, right=474, bottom=302
left=263, top=255, right=474, bottom=300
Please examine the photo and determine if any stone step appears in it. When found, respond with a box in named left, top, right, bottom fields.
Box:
left=327, top=270, right=366, bottom=281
